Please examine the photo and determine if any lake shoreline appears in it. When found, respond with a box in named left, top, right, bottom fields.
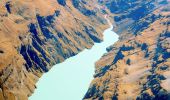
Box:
left=29, top=18, right=119, bottom=100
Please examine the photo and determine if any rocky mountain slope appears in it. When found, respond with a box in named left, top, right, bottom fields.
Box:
left=84, top=0, right=170, bottom=100
left=0, top=0, right=109, bottom=100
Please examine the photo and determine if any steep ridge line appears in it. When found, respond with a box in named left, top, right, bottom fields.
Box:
left=84, top=0, right=170, bottom=100
left=0, top=0, right=110, bottom=100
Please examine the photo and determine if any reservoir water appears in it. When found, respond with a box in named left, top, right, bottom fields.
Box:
left=29, top=19, right=119, bottom=100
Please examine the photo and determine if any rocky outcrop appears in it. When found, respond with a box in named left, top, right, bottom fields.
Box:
left=84, top=0, right=170, bottom=100
left=0, top=0, right=109, bottom=99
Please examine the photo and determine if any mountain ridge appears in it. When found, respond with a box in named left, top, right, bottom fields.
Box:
left=84, top=0, right=170, bottom=99
left=0, top=0, right=109, bottom=99
left=0, top=0, right=170, bottom=100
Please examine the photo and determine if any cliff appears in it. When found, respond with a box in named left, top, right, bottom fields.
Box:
left=0, top=0, right=109, bottom=100
left=84, top=0, right=170, bottom=100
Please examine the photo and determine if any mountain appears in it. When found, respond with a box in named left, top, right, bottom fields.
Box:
left=1, top=0, right=170, bottom=100
left=0, top=0, right=109, bottom=99
left=84, top=0, right=170, bottom=99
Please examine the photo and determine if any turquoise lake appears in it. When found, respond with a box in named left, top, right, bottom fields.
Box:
left=29, top=20, right=118, bottom=100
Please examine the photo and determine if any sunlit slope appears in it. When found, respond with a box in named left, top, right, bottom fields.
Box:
left=0, top=0, right=108, bottom=100
left=85, top=0, right=170, bottom=99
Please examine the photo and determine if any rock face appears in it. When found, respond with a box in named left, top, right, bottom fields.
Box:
left=84, top=0, right=170, bottom=100
left=0, top=0, right=109, bottom=99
